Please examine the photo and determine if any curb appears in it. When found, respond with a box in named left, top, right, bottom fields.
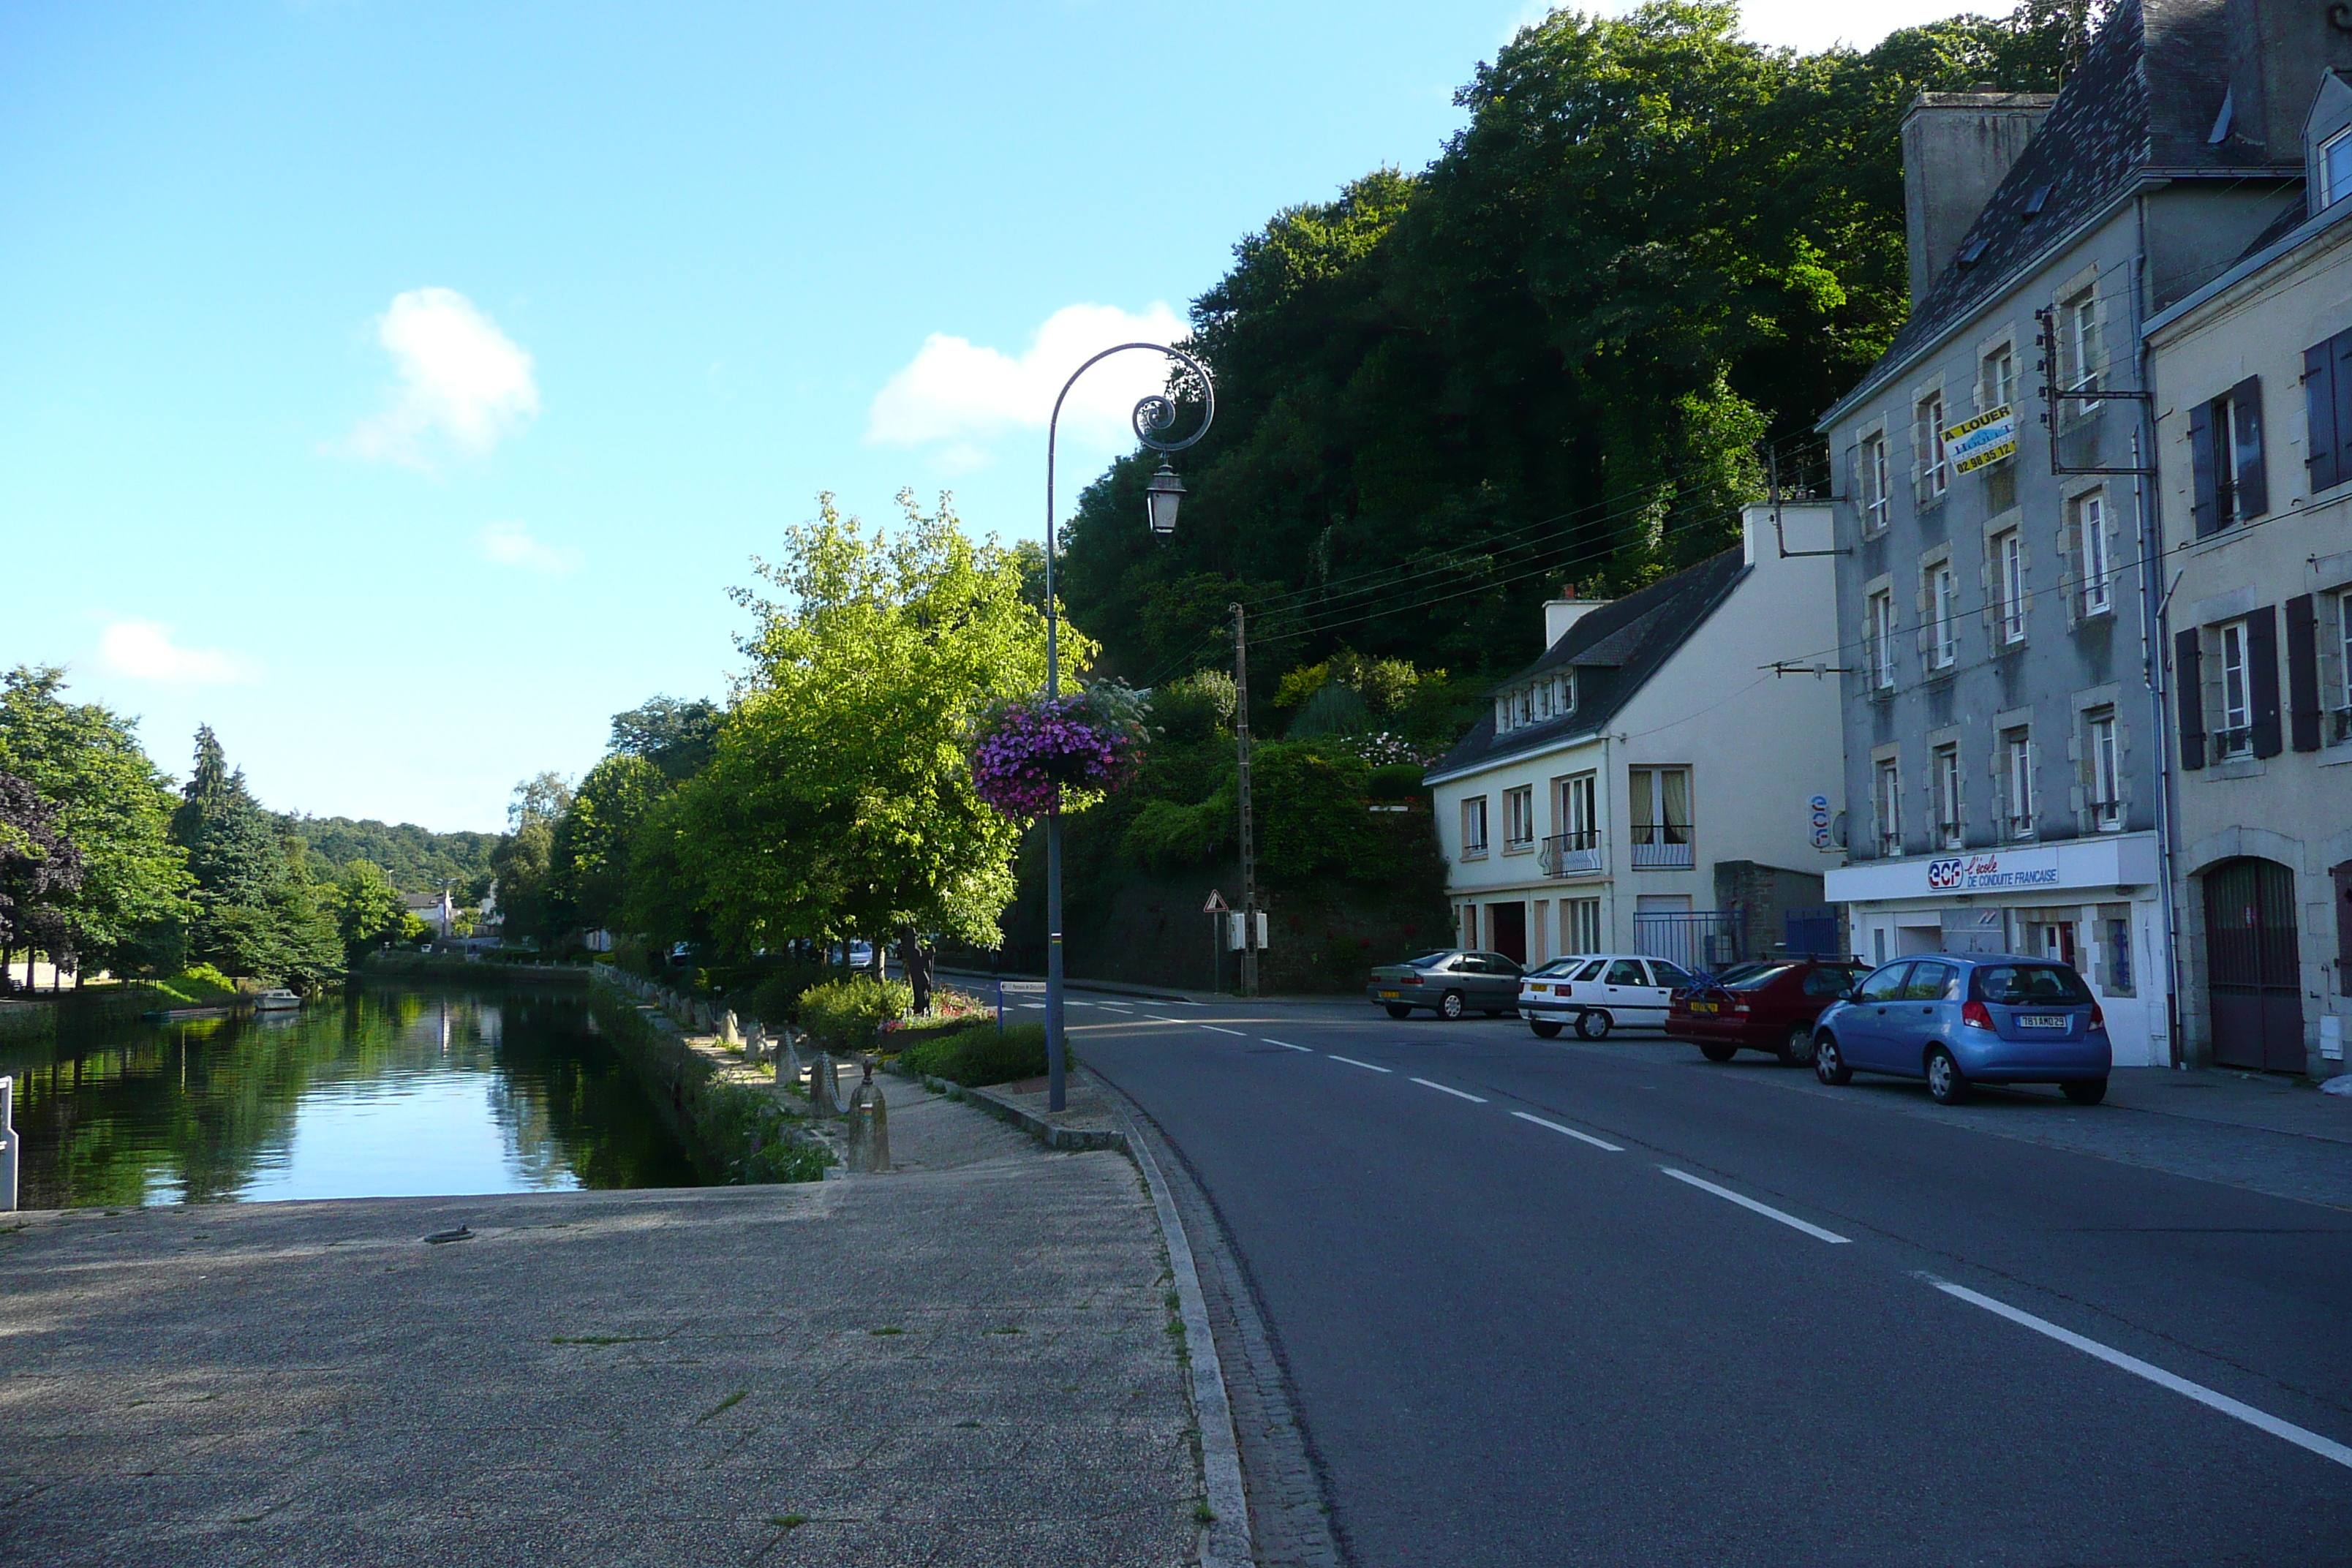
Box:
left=885, top=1065, right=1128, bottom=1153
left=931, top=966, right=1204, bottom=1006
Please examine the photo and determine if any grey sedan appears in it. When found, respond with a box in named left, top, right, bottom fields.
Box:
left=1366, top=950, right=1525, bottom=1019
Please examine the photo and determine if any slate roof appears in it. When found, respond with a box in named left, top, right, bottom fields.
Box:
left=1823, top=0, right=2265, bottom=428
left=1422, top=545, right=1749, bottom=783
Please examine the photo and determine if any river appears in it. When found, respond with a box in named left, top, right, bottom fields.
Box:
left=0, top=984, right=698, bottom=1208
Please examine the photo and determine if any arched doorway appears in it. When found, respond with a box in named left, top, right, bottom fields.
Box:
left=2203, top=858, right=2304, bottom=1072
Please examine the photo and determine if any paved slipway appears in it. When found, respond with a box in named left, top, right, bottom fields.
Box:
left=1068, top=995, right=2352, bottom=1568
left=0, top=1083, right=1199, bottom=1568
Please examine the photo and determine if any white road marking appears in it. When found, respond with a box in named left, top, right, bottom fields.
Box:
left=1327, top=1055, right=1393, bottom=1074
left=1262, top=1039, right=1313, bottom=1052
left=1659, top=1168, right=1850, bottom=1245
left=1411, top=1077, right=1488, bottom=1104
left=1019, top=1003, right=1045, bottom=1010
left=1199, top=1025, right=1247, bottom=1036
left=1928, top=1278, right=2352, bottom=1472
left=1509, top=1112, right=1624, bottom=1152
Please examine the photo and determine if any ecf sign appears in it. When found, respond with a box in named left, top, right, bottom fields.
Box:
left=1808, top=794, right=1833, bottom=851
left=1926, top=851, right=2061, bottom=893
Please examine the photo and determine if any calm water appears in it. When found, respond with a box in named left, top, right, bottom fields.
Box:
left=0, top=986, right=698, bottom=1207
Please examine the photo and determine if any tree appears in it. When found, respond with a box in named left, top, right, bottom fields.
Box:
left=549, top=753, right=665, bottom=934
left=645, top=491, right=1063, bottom=957
left=0, top=666, right=191, bottom=976
left=169, top=727, right=342, bottom=987
left=608, top=696, right=723, bottom=783
left=329, top=859, right=410, bottom=961
left=0, top=769, right=85, bottom=987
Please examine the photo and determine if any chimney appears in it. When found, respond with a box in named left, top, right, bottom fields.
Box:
left=1544, top=593, right=1611, bottom=649
left=1901, top=91, right=2056, bottom=305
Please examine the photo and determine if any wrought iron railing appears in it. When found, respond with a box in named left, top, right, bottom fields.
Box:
left=1629, top=823, right=1695, bottom=870
left=1539, top=829, right=1603, bottom=877
left=2213, top=725, right=2253, bottom=760
left=1635, top=912, right=1739, bottom=973
left=2330, top=706, right=2352, bottom=745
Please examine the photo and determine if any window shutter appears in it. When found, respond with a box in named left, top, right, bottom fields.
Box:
left=2231, top=376, right=2268, bottom=519
left=2188, top=400, right=2219, bottom=536
left=2286, top=594, right=2322, bottom=752
left=2307, top=340, right=2340, bottom=493
left=2175, top=628, right=2206, bottom=769
left=2248, top=603, right=2283, bottom=758
left=2333, top=328, right=2352, bottom=487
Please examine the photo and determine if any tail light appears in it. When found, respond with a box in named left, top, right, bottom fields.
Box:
left=1961, top=1000, right=1996, bottom=1030
left=1400, top=973, right=1422, bottom=986
left=2089, top=1002, right=2105, bottom=1030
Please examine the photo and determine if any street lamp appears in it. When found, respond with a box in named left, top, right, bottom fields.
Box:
left=1041, top=342, right=1214, bottom=1112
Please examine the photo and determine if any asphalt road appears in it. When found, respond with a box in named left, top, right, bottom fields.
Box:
left=1061, top=995, right=2352, bottom=1567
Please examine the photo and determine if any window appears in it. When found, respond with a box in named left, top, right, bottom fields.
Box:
left=2097, top=905, right=2136, bottom=996
left=2086, top=707, right=2121, bottom=830
left=2325, top=129, right=2352, bottom=208
left=1564, top=898, right=1602, bottom=955
left=2070, top=491, right=2111, bottom=617
left=1552, top=771, right=1599, bottom=857
left=1928, top=563, right=1958, bottom=671
left=1605, top=958, right=1648, bottom=987
left=2190, top=380, right=2268, bottom=536
left=1915, top=391, right=1949, bottom=502
left=1979, top=344, right=2016, bottom=412
left=2216, top=619, right=2253, bottom=758
left=1868, top=588, right=1897, bottom=690
left=2057, top=284, right=2103, bottom=403
left=1460, top=796, right=1489, bottom=859
left=2001, top=726, right=2035, bottom=839
left=1860, top=430, right=1891, bottom=532
left=1504, top=786, right=1535, bottom=850
left=1992, top=527, right=2027, bottom=644
left=1627, top=766, right=1694, bottom=869
left=1933, top=742, right=1963, bottom=848
left=1874, top=758, right=1901, bottom=856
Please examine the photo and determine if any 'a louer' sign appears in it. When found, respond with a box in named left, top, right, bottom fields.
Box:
left=1926, top=851, right=2060, bottom=892
left=1942, top=404, right=2017, bottom=475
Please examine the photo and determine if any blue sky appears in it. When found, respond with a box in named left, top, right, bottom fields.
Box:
left=1, top=0, right=1994, bottom=833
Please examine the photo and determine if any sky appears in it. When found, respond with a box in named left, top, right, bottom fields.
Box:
left=1, top=0, right=2007, bottom=834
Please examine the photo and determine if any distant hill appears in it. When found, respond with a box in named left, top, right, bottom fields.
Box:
left=291, top=815, right=502, bottom=897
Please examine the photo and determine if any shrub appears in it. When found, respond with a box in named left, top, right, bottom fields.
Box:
left=152, top=965, right=240, bottom=1008
left=747, top=960, right=834, bottom=1028
left=798, top=973, right=913, bottom=1050
left=899, top=1022, right=1052, bottom=1087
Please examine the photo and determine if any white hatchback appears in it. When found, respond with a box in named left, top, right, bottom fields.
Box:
left=1519, top=953, right=1700, bottom=1039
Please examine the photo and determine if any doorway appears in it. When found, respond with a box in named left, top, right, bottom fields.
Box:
left=1488, top=901, right=1527, bottom=965
left=2203, top=858, right=2304, bottom=1072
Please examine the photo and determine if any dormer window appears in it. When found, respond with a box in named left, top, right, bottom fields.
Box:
left=2325, top=129, right=2352, bottom=209
left=1493, top=671, right=1576, bottom=736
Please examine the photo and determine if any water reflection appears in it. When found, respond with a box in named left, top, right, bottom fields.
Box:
left=1, top=986, right=698, bottom=1208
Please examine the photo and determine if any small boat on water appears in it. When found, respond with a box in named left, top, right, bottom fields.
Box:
left=252, top=988, right=302, bottom=1012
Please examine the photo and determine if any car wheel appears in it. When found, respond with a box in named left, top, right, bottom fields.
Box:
left=1926, top=1046, right=1970, bottom=1104
left=1529, top=1019, right=1563, bottom=1039
left=2062, top=1077, right=2108, bottom=1106
left=1777, top=1024, right=1817, bottom=1068
left=1439, top=990, right=1466, bottom=1020
left=1575, top=1009, right=1613, bottom=1040
left=1814, top=1033, right=1851, bottom=1085
left=1383, top=1003, right=1412, bottom=1020
left=1699, top=1041, right=1738, bottom=1063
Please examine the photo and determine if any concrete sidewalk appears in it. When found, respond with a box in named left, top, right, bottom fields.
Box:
left=0, top=1081, right=1200, bottom=1567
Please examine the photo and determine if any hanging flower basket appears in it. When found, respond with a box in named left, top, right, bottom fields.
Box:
left=969, top=685, right=1148, bottom=819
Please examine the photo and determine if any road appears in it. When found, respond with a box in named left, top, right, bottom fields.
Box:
left=1053, top=995, right=2352, bottom=1567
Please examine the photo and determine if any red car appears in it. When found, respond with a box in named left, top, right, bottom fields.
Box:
left=1665, top=957, right=1870, bottom=1067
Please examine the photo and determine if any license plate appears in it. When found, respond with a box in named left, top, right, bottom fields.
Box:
left=1689, top=1001, right=1718, bottom=1014
left=1527, top=984, right=1548, bottom=995
left=2020, top=1014, right=2070, bottom=1030
left=1379, top=990, right=1400, bottom=1000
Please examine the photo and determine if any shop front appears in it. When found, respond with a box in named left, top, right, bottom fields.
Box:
left=1825, top=834, right=2169, bottom=1067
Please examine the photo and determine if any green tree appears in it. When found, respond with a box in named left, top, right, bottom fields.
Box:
left=549, top=752, right=665, bottom=933
left=167, top=727, right=343, bottom=987
left=329, top=859, right=410, bottom=961
left=608, top=696, right=723, bottom=783
left=644, top=491, right=1061, bottom=957
left=488, top=771, right=573, bottom=943
left=0, top=666, right=192, bottom=976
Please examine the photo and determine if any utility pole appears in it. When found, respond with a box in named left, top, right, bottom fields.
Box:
left=1232, top=603, right=1259, bottom=998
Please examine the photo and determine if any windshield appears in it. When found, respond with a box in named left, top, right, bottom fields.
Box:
left=1721, top=962, right=1795, bottom=992
left=1973, top=964, right=2094, bottom=1005
left=1527, top=959, right=1582, bottom=978
left=1404, top=952, right=1455, bottom=970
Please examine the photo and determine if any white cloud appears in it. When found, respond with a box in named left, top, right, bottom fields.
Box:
left=333, top=287, right=540, bottom=470
left=97, top=620, right=263, bottom=685
left=867, top=301, right=1191, bottom=463
left=478, top=520, right=576, bottom=574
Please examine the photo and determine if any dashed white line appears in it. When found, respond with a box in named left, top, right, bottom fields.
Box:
left=1411, top=1077, right=1488, bottom=1104
left=1659, top=1168, right=1850, bottom=1245
left=1262, top=1039, right=1313, bottom=1052
left=1927, top=1277, right=2352, bottom=1472
left=1019, top=1003, right=1045, bottom=1010
left=1327, top=1055, right=1393, bottom=1074
left=1199, top=1025, right=1246, bottom=1036
left=1147, top=1015, right=1186, bottom=1023
left=1509, top=1111, right=1623, bottom=1152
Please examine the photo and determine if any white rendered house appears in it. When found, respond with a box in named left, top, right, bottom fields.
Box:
left=1423, top=504, right=1846, bottom=971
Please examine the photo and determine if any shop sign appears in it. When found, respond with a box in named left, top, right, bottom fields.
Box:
left=1807, top=793, right=1833, bottom=851
left=1924, top=849, right=2061, bottom=893
left=1942, top=404, right=2017, bottom=475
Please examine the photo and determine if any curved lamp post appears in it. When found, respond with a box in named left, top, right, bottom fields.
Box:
left=1041, top=342, right=1214, bottom=1112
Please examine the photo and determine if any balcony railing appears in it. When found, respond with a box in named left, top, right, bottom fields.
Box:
left=1936, top=821, right=1963, bottom=850
left=1629, top=822, right=1695, bottom=870
left=1539, top=829, right=1603, bottom=878
left=2005, top=813, right=2038, bottom=841
left=2213, top=725, right=2253, bottom=761
left=2089, top=796, right=2123, bottom=831
left=2330, top=706, right=2352, bottom=746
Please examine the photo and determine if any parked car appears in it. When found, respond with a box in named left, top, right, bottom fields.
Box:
left=1518, top=953, right=1697, bottom=1039
left=1811, top=954, right=2111, bottom=1104
left=1667, top=957, right=1870, bottom=1066
left=1367, top=951, right=1525, bottom=1019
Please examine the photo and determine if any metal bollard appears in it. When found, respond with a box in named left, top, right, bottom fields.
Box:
left=845, top=1058, right=889, bottom=1173
left=1, top=1076, right=17, bottom=1213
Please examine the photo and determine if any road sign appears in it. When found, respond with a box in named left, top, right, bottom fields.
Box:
left=1202, top=889, right=1229, bottom=913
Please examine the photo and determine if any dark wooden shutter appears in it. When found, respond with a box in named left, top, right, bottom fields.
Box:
left=2308, top=339, right=2341, bottom=493
left=2231, top=376, right=2268, bottom=519
left=2176, top=628, right=2206, bottom=769
left=2190, top=399, right=2219, bottom=536
left=2334, top=862, right=2352, bottom=998
left=2287, top=594, right=2322, bottom=752
left=2249, top=603, right=2283, bottom=758
left=2334, top=329, right=2352, bottom=488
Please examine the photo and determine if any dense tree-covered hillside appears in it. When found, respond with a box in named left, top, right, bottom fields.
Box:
left=292, top=817, right=501, bottom=899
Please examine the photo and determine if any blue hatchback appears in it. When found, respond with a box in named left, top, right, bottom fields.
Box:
left=1812, top=953, right=2111, bottom=1105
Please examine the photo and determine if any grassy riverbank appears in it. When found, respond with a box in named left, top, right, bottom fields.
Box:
left=585, top=982, right=830, bottom=1183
